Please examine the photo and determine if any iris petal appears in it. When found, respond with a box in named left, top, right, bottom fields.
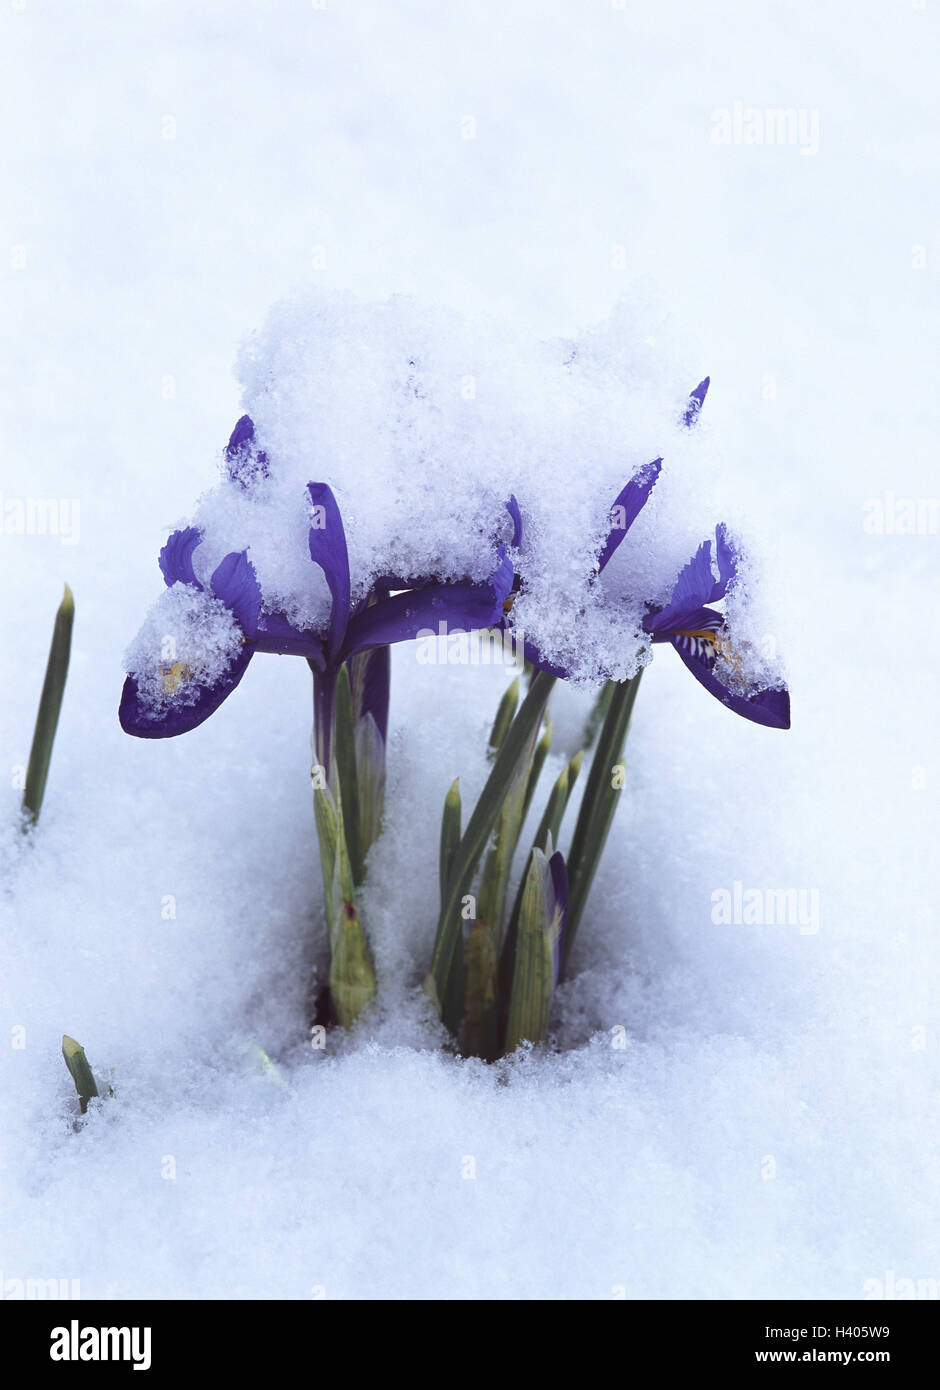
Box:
left=252, top=611, right=324, bottom=660
left=159, top=527, right=204, bottom=588
left=522, top=639, right=571, bottom=680
left=210, top=551, right=262, bottom=638
left=225, top=415, right=269, bottom=488
left=596, top=458, right=662, bottom=574
left=682, top=376, right=710, bottom=428
left=342, top=562, right=512, bottom=658
left=646, top=603, right=723, bottom=640
left=645, top=538, right=715, bottom=632
left=505, top=494, right=523, bottom=549
left=352, top=645, right=391, bottom=744
left=711, top=522, right=737, bottom=602
left=644, top=524, right=738, bottom=634
left=671, top=631, right=790, bottom=729
left=307, top=482, right=351, bottom=662
left=118, top=647, right=254, bottom=738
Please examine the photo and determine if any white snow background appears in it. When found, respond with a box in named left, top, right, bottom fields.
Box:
left=1, top=0, right=937, bottom=1299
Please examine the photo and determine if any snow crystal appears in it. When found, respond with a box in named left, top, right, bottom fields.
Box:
left=124, top=585, right=244, bottom=717
left=147, top=284, right=729, bottom=685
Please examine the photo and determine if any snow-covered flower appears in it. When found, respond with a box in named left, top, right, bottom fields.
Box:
left=119, top=421, right=514, bottom=744
left=642, top=524, right=789, bottom=728
left=504, top=378, right=790, bottom=727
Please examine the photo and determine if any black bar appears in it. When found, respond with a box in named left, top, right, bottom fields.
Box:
left=2, top=1298, right=934, bottom=1375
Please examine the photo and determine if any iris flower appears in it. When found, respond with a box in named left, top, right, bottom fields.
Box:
left=505, top=378, right=790, bottom=727
left=120, top=419, right=514, bottom=760
left=642, top=524, right=790, bottom=729
left=302, top=481, right=513, bottom=776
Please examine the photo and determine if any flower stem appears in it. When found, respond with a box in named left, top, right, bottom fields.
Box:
left=425, top=670, right=555, bottom=1024
left=309, top=663, right=376, bottom=1027
left=562, top=668, right=643, bottom=971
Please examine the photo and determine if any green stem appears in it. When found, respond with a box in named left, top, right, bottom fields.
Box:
left=563, top=668, right=643, bottom=971
left=498, top=749, right=581, bottom=1029
left=310, top=665, right=376, bottom=1027
left=335, top=665, right=364, bottom=886
left=425, top=670, right=555, bottom=1021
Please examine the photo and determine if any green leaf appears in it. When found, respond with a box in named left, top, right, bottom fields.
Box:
left=313, top=781, right=376, bottom=1028
left=464, top=715, right=541, bottom=1057
left=479, top=710, right=542, bottom=931
left=441, top=925, right=465, bottom=1038
left=534, top=749, right=582, bottom=854
left=346, top=638, right=389, bottom=860
left=563, top=669, right=643, bottom=970
left=521, top=719, right=553, bottom=824
left=62, top=1034, right=99, bottom=1115
left=504, top=849, right=562, bottom=1052
left=329, top=900, right=376, bottom=1030
left=245, top=1043, right=289, bottom=1090
left=438, top=777, right=465, bottom=1036
left=439, top=778, right=461, bottom=906
left=354, top=711, right=386, bottom=860
left=425, top=669, right=555, bottom=1021
left=335, top=665, right=364, bottom=886
left=23, top=585, right=74, bottom=825
left=499, top=748, right=582, bottom=1011
left=462, top=918, right=500, bottom=1060
left=487, top=676, right=520, bottom=755
left=582, top=679, right=616, bottom=749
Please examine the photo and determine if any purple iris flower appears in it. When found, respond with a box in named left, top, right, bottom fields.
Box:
left=539, top=465, right=789, bottom=727
left=120, top=423, right=514, bottom=746
left=119, top=528, right=265, bottom=738
left=505, top=451, right=668, bottom=680
left=504, top=377, right=790, bottom=727
left=641, top=525, right=790, bottom=729
left=504, top=378, right=708, bottom=677
left=304, top=480, right=512, bottom=773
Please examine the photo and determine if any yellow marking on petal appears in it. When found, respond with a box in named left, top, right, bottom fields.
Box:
left=676, top=628, right=744, bottom=675
left=502, top=595, right=515, bottom=613
left=161, top=661, right=191, bottom=695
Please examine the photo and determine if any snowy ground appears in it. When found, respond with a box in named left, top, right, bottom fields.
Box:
left=1, top=1, right=938, bottom=1300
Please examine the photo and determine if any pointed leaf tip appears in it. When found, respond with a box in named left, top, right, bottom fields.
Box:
left=61, top=1034, right=100, bottom=1114
left=488, top=677, right=521, bottom=753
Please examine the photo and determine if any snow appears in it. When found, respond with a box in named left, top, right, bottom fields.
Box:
left=1, top=0, right=938, bottom=1300
left=124, top=583, right=244, bottom=719
left=163, top=285, right=729, bottom=683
